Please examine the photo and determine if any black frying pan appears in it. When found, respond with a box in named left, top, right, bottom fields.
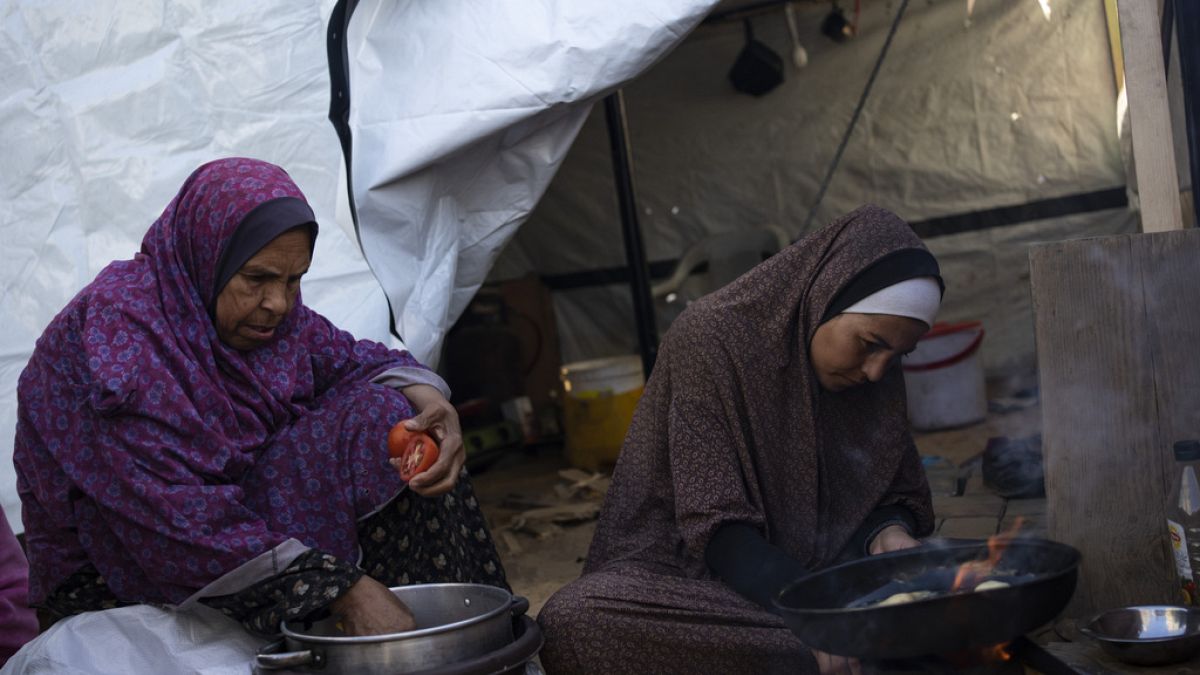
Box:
left=773, top=538, right=1080, bottom=660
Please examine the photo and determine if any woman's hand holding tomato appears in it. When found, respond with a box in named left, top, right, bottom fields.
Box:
left=394, top=384, right=465, bottom=497
left=388, top=425, right=439, bottom=481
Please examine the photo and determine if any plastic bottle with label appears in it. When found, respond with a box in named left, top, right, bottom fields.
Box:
left=1167, top=440, right=1200, bottom=605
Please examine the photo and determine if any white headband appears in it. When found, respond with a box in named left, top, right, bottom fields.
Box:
left=842, top=277, right=942, bottom=327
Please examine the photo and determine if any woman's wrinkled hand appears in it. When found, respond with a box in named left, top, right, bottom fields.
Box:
left=869, top=524, right=921, bottom=556
left=330, top=575, right=416, bottom=636
left=813, top=650, right=862, bottom=675
left=398, top=384, right=465, bottom=497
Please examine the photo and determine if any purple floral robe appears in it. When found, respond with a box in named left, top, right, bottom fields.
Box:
left=14, top=158, right=426, bottom=606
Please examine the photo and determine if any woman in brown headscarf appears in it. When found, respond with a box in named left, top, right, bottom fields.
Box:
left=537, top=205, right=944, bottom=674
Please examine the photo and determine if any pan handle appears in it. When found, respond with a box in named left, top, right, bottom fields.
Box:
left=510, top=594, right=530, bottom=618
left=256, top=639, right=324, bottom=670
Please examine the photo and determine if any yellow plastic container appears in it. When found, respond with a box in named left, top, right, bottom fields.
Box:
left=560, top=355, right=645, bottom=471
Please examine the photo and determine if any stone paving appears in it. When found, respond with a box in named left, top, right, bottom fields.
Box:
left=914, top=398, right=1046, bottom=541
left=927, top=462, right=1047, bottom=541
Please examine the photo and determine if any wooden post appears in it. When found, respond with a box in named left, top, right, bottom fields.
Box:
left=1030, top=229, right=1200, bottom=617
left=1104, top=0, right=1125, bottom=93
left=1117, top=0, right=1184, bottom=232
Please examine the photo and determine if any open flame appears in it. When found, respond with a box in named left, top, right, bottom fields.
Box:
left=984, top=642, right=1013, bottom=662
left=945, top=641, right=1015, bottom=669
left=950, top=516, right=1026, bottom=592
left=945, top=518, right=1026, bottom=664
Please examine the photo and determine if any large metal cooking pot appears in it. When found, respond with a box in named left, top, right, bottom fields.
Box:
left=774, top=538, right=1080, bottom=660
left=256, top=583, right=526, bottom=673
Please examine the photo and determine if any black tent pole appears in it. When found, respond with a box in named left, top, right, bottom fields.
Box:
left=1173, top=0, right=1200, bottom=225
left=603, top=90, right=658, bottom=378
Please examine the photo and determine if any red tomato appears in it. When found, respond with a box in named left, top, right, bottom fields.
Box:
left=387, top=424, right=440, bottom=482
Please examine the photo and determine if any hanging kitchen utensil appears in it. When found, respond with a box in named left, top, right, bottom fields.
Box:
left=821, top=2, right=855, bottom=42
left=784, top=2, right=808, bottom=68
left=774, top=538, right=1080, bottom=660
left=728, top=19, right=784, bottom=96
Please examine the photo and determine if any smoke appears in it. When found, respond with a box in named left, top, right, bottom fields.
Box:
left=981, top=435, right=1045, bottom=499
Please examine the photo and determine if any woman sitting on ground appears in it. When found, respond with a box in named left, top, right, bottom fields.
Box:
left=538, top=205, right=943, bottom=675
left=12, top=158, right=506, bottom=643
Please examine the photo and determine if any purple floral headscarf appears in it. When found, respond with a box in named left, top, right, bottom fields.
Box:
left=15, top=158, right=416, bottom=604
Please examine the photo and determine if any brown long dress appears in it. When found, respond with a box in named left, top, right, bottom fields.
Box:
left=537, top=205, right=937, bottom=674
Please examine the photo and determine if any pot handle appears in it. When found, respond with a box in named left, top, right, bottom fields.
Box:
left=510, top=594, right=530, bottom=618
left=256, top=639, right=323, bottom=670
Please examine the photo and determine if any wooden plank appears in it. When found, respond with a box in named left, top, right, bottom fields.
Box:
left=1031, top=235, right=1167, bottom=616
left=937, top=517, right=998, bottom=540
left=999, top=515, right=1045, bottom=538
left=1045, top=639, right=1200, bottom=674
left=1104, top=0, right=1125, bottom=93
left=1002, top=498, right=1047, bottom=518
left=1116, top=0, right=1184, bottom=232
left=1029, top=230, right=1200, bottom=618
left=932, top=494, right=1006, bottom=519
left=923, top=465, right=962, bottom=498
left=1140, top=231, right=1200, bottom=492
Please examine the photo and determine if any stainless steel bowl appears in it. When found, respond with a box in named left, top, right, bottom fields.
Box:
left=1079, top=605, right=1200, bottom=666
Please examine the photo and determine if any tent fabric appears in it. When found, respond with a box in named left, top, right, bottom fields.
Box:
left=490, top=0, right=1134, bottom=374
left=0, top=0, right=1136, bottom=534
left=0, top=0, right=388, bottom=533
left=343, top=0, right=721, bottom=366
left=0, top=0, right=720, bottom=534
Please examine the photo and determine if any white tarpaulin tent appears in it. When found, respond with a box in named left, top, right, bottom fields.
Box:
left=1, top=0, right=376, bottom=533
left=0, top=0, right=717, bottom=533
left=343, top=0, right=717, bottom=364
left=492, top=0, right=1136, bottom=377
left=0, top=0, right=1147, bottom=538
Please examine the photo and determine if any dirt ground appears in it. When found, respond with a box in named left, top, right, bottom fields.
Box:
left=470, top=393, right=1046, bottom=618
left=471, top=449, right=596, bottom=617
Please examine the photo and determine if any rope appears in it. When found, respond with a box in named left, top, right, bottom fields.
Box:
left=801, top=0, right=911, bottom=234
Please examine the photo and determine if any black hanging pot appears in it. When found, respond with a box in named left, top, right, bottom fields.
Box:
left=728, top=19, right=784, bottom=97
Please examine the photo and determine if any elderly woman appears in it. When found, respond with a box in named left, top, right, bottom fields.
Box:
left=11, top=158, right=506, bottom=647
left=537, top=205, right=943, bottom=674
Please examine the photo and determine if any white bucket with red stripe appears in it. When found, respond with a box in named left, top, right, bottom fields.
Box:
left=901, top=321, right=986, bottom=430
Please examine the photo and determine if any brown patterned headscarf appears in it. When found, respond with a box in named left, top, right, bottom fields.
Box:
left=587, top=204, right=938, bottom=578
